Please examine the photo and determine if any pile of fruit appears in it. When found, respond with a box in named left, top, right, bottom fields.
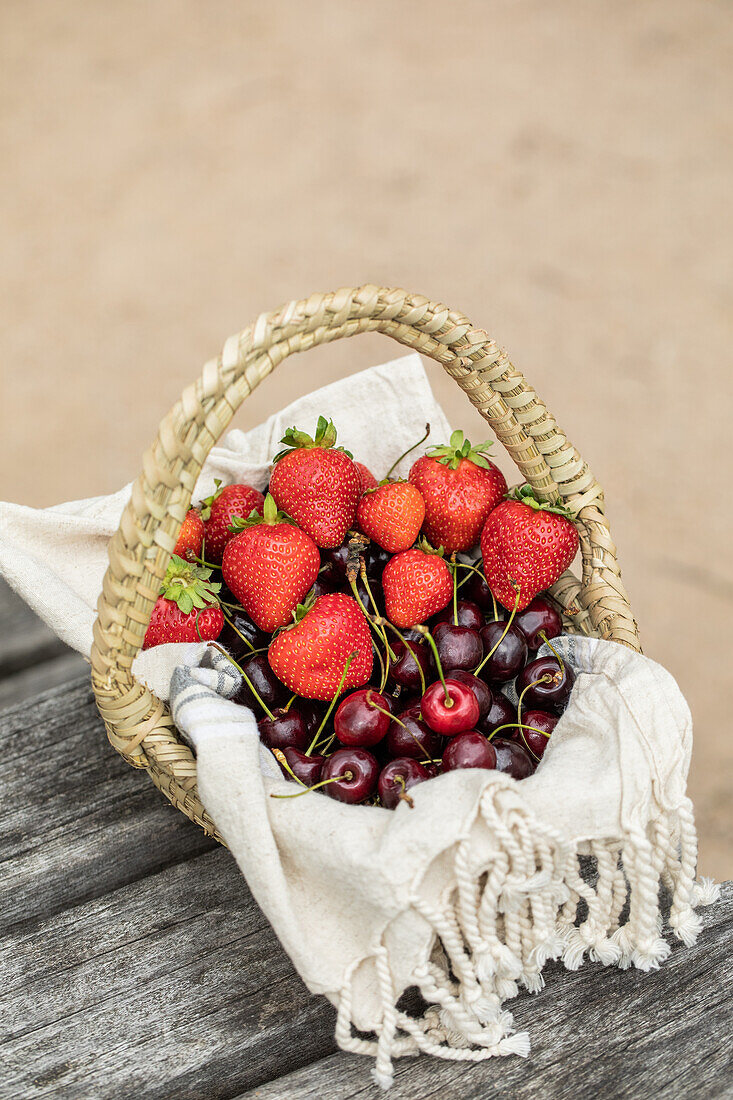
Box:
left=143, top=418, right=579, bottom=808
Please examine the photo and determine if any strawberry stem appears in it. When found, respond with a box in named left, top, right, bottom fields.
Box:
left=383, top=422, right=431, bottom=481
left=307, top=652, right=356, bottom=755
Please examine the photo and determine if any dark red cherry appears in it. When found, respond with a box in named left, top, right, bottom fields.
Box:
left=433, top=600, right=484, bottom=632
left=388, top=639, right=433, bottom=691
left=433, top=622, right=483, bottom=673
left=378, top=758, right=430, bottom=809
left=463, top=571, right=498, bottom=614
left=477, top=691, right=517, bottom=737
left=364, top=543, right=391, bottom=581
left=492, top=737, right=535, bottom=779
left=320, top=544, right=349, bottom=584
left=233, top=654, right=288, bottom=713
left=321, top=747, right=380, bottom=803
left=309, top=575, right=336, bottom=600
left=348, top=575, right=385, bottom=614
left=423, top=762, right=442, bottom=778
left=334, top=689, right=392, bottom=747
left=516, top=657, right=575, bottom=711
left=519, top=710, right=558, bottom=759
left=447, top=670, right=492, bottom=720
left=514, top=597, right=563, bottom=650
left=442, top=731, right=497, bottom=772
left=478, top=621, right=528, bottom=683
left=258, top=708, right=309, bottom=751
left=296, top=699, right=325, bottom=737
left=279, top=747, right=325, bottom=785
left=218, top=609, right=269, bottom=660
left=421, top=678, right=480, bottom=735
left=386, top=706, right=443, bottom=761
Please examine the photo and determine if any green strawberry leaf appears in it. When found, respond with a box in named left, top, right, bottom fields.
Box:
left=228, top=493, right=294, bottom=530
left=426, top=432, right=495, bottom=471
left=159, top=553, right=222, bottom=614
left=199, top=478, right=224, bottom=522
left=505, top=483, right=578, bottom=519
left=272, top=417, right=351, bottom=463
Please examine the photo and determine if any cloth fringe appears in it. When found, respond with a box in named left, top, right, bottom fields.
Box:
left=334, top=786, right=719, bottom=1089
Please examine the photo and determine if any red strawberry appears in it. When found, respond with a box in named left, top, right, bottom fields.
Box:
left=381, top=546, right=453, bottom=628
left=142, top=555, right=224, bottom=649
left=268, top=592, right=373, bottom=701
left=201, top=480, right=265, bottom=563
left=409, top=431, right=507, bottom=553
left=356, top=481, right=425, bottom=554
left=173, top=508, right=205, bottom=560
left=355, top=461, right=379, bottom=493
left=269, top=417, right=361, bottom=549
left=222, top=494, right=320, bottom=632
left=480, top=485, right=579, bottom=611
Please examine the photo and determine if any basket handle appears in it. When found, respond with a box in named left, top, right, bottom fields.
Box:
left=91, top=285, right=639, bottom=764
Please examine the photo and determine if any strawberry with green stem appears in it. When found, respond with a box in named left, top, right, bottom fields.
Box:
left=173, top=508, right=205, bottom=560
left=381, top=541, right=453, bottom=629
left=142, top=555, right=224, bottom=649
left=480, top=484, right=579, bottom=611
left=356, top=480, right=425, bottom=554
left=269, top=416, right=361, bottom=548
left=222, top=493, right=320, bottom=632
left=200, top=479, right=265, bottom=563
left=409, top=430, right=507, bottom=553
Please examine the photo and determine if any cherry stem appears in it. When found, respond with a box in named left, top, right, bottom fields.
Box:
left=486, top=720, right=552, bottom=743
left=516, top=674, right=553, bottom=727
left=371, top=638, right=388, bottom=694
left=209, top=643, right=275, bottom=720
left=284, top=693, right=298, bottom=712
left=307, top=652, right=356, bottom=755
left=359, top=562, right=396, bottom=664
left=539, top=631, right=565, bottom=677
left=375, top=618, right=428, bottom=696
left=384, top=422, right=431, bottom=481
left=348, top=575, right=395, bottom=666
left=271, top=747, right=307, bottom=786
left=270, top=772, right=352, bottom=799
left=366, top=695, right=401, bottom=725
left=474, top=583, right=521, bottom=676
left=221, top=609, right=256, bottom=652
left=451, top=554, right=458, bottom=626
left=415, top=625, right=453, bottom=707
left=394, top=773, right=415, bottom=809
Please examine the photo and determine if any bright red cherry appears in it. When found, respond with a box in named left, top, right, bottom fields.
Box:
left=492, top=737, right=535, bottom=779
left=386, top=706, right=443, bottom=761
left=334, top=689, right=393, bottom=747
left=421, top=678, right=480, bottom=735
left=434, top=600, right=484, bottom=632
left=433, top=622, right=483, bottom=673
left=258, top=709, right=309, bottom=751
left=321, top=748, right=380, bottom=803
left=516, top=656, right=575, bottom=711
left=478, top=621, right=527, bottom=683
left=279, top=747, right=325, bottom=785
left=514, top=596, right=563, bottom=650
left=442, top=731, right=497, bottom=771
left=378, top=758, right=430, bottom=809
left=447, top=670, right=492, bottom=720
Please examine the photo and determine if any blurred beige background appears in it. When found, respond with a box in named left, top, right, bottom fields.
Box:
left=1, top=0, right=731, bottom=875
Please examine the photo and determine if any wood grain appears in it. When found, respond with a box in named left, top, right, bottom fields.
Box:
left=0, top=579, right=70, bottom=680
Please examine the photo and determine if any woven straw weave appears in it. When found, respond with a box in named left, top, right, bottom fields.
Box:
left=90, top=286, right=639, bottom=837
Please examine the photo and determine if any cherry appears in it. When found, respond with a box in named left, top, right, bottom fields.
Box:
left=233, top=654, right=287, bottom=713
left=442, top=731, right=497, bottom=771
left=478, top=621, right=527, bottom=683
left=386, top=705, right=443, bottom=761
left=421, top=678, right=480, bottom=735
left=296, top=699, right=325, bottom=737
left=352, top=575, right=385, bottom=614
left=258, top=708, right=309, bottom=751
left=447, top=670, right=492, bottom=720
left=492, top=737, right=535, bottom=779
left=321, top=747, right=380, bottom=803
left=519, top=710, right=558, bottom=759
left=387, top=639, right=433, bottom=691
left=364, top=543, right=391, bottom=581
left=434, top=600, right=484, bottom=632
left=423, top=762, right=442, bottom=778
left=309, top=575, right=336, bottom=600
left=516, top=656, right=575, bottom=711
left=334, top=689, right=393, bottom=747
left=320, top=544, right=349, bottom=584
left=514, top=596, right=563, bottom=650
left=463, top=571, right=498, bottom=614
left=279, top=747, right=325, bottom=785
left=433, top=622, right=484, bottom=673
left=378, top=758, right=430, bottom=809
left=218, top=609, right=269, bottom=660
left=477, top=691, right=517, bottom=737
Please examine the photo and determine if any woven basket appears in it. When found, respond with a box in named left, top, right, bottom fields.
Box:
left=90, top=285, right=639, bottom=839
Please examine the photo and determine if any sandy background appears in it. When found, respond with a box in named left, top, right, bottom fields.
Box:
left=1, top=0, right=731, bottom=876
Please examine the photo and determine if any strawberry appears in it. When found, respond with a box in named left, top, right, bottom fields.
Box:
left=356, top=481, right=425, bottom=554
left=142, top=555, right=224, bottom=649
left=381, top=545, right=453, bottom=628
left=480, top=484, right=579, bottom=611
left=269, top=417, right=361, bottom=549
left=173, top=508, right=205, bottom=560
left=409, top=430, right=507, bottom=553
left=355, top=461, right=379, bottom=493
left=222, top=494, right=320, bottom=632
left=200, top=480, right=265, bottom=563
left=268, top=592, right=373, bottom=701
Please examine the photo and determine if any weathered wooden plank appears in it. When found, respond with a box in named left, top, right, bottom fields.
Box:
left=236, top=883, right=733, bottom=1100
left=0, top=650, right=88, bottom=710
left=0, top=848, right=338, bottom=1100
left=0, top=677, right=216, bottom=929
left=0, top=578, right=70, bottom=678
